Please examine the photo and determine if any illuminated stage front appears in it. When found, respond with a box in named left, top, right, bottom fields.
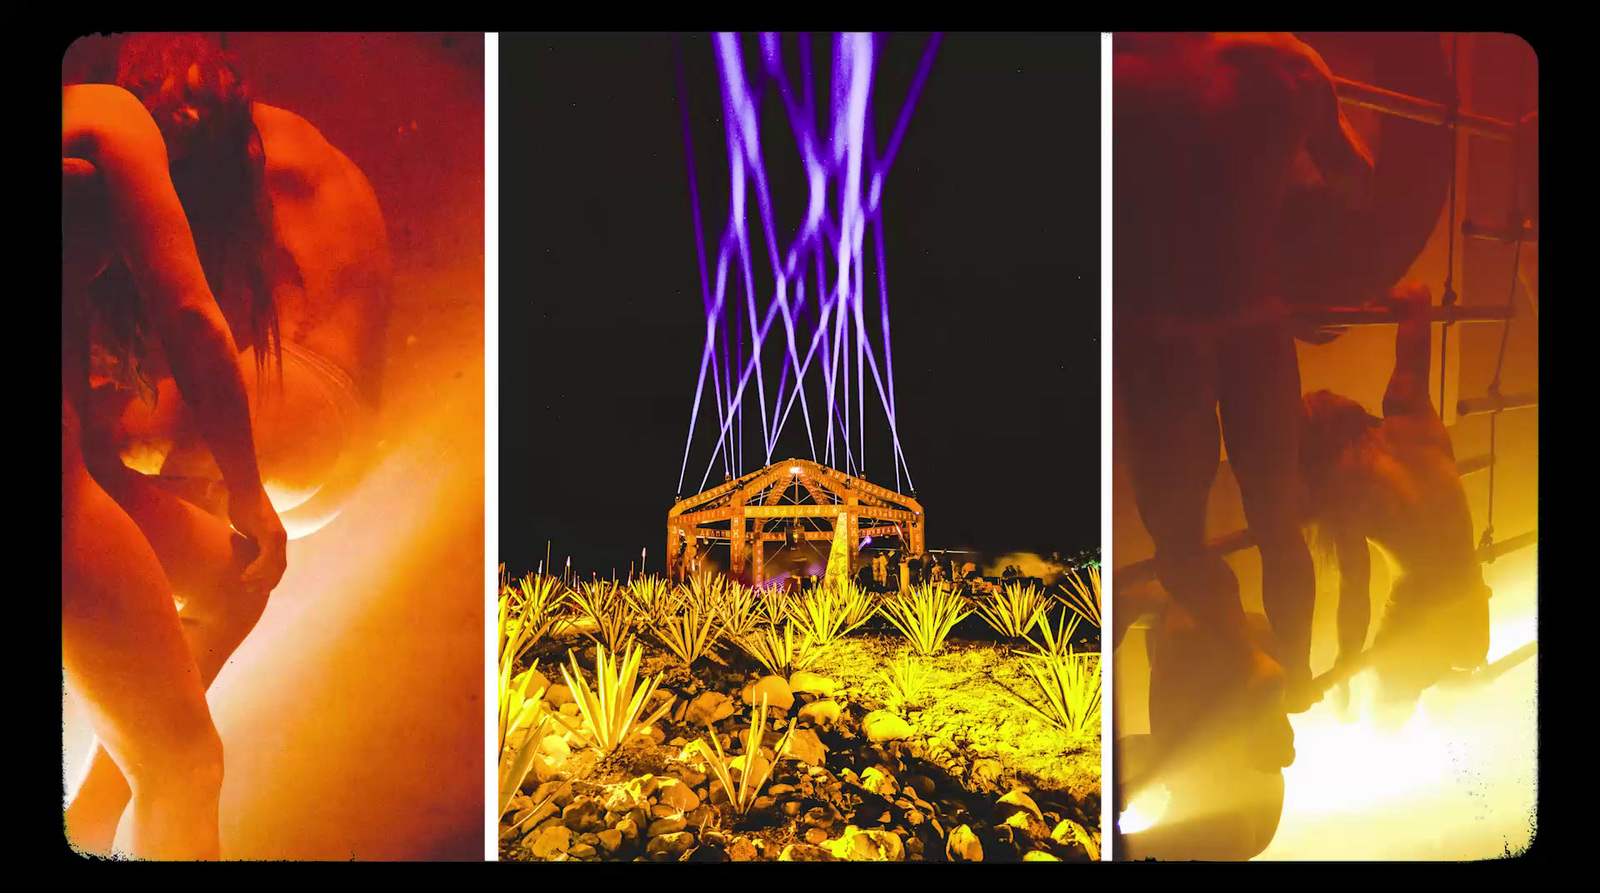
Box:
left=667, top=458, right=923, bottom=585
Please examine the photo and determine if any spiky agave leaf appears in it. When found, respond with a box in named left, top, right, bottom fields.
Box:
left=834, top=581, right=878, bottom=633
left=1009, top=651, right=1101, bottom=737
left=1057, top=565, right=1102, bottom=631
left=560, top=642, right=675, bottom=755
left=702, top=696, right=795, bottom=816
left=736, top=622, right=824, bottom=678
left=879, top=653, right=930, bottom=714
left=513, top=572, right=568, bottom=647
left=714, top=580, right=766, bottom=642
left=626, top=574, right=676, bottom=628
left=650, top=587, right=724, bottom=667
left=879, top=584, right=973, bottom=656
left=567, top=579, right=637, bottom=655
left=974, top=582, right=1050, bottom=639
left=1020, top=607, right=1085, bottom=660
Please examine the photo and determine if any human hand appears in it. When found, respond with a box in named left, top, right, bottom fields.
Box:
left=1379, top=280, right=1432, bottom=318
left=230, top=486, right=288, bottom=598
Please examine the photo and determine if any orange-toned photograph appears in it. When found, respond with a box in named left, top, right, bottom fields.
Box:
left=62, top=32, right=485, bottom=860
left=1109, top=32, right=1538, bottom=860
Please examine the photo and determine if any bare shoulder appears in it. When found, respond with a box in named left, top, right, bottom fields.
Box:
left=255, top=103, right=383, bottom=218
left=62, top=83, right=161, bottom=149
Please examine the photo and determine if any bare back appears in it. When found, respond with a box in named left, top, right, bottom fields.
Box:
left=253, top=103, right=392, bottom=405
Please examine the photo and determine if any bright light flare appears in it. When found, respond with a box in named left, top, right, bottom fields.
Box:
left=1117, top=783, right=1171, bottom=835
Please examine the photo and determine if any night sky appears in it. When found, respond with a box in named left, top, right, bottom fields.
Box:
left=500, top=33, right=1100, bottom=578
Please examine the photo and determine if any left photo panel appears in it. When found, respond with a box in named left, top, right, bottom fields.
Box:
left=62, top=32, right=486, bottom=860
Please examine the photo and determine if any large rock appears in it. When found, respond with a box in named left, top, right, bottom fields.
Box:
left=742, top=676, right=795, bottom=712
left=798, top=699, right=842, bottom=727
left=596, top=828, right=624, bottom=854
left=648, top=814, right=687, bottom=837
left=512, top=667, right=552, bottom=697
left=996, top=789, right=1045, bottom=824
left=561, top=798, right=607, bottom=833
left=655, top=777, right=702, bottom=812
left=862, top=710, right=914, bottom=743
left=783, top=728, right=828, bottom=766
left=526, top=825, right=572, bottom=860
left=685, top=691, right=738, bottom=726
left=727, top=837, right=759, bottom=862
left=647, top=831, right=696, bottom=861
left=788, top=671, right=839, bottom=697
left=860, top=766, right=898, bottom=797
left=946, top=824, right=983, bottom=862
left=1051, top=819, right=1100, bottom=861
left=778, top=843, right=841, bottom=862
left=832, top=826, right=905, bottom=862
left=545, top=684, right=576, bottom=708
left=539, top=734, right=571, bottom=760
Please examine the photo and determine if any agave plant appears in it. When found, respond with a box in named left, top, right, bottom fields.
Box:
left=498, top=585, right=553, bottom=818
left=879, top=584, right=973, bottom=656
left=508, top=571, right=569, bottom=646
left=626, top=574, right=676, bottom=629
left=974, top=582, right=1050, bottom=639
left=681, top=572, right=727, bottom=616
left=736, top=622, right=824, bottom=678
left=1021, top=608, right=1085, bottom=660
left=835, top=581, right=878, bottom=632
left=559, top=642, right=676, bottom=755
left=649, top=587, right=724, bottom=667
left=1010, top=651, right=1101, bottom=737
left=1056, top=564, right=1102, bottom=632
left=702, top=696, right=795, bottom=817
left=567, top=579, right=636, bottom=655
left=879, top=653, right=931, bottom=714
left=788, top=586, right=854, bottom=647
left=758, top=584, right=795, bottom=625
left=715, top=580, right=766, bottom=642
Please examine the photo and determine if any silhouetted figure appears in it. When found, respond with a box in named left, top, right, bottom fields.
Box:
left=1114, top=32, right=1374, bottom=715
left=1121, top=604, right=1292, bottom=861
left=1301, top=282, right=1491, bottom=726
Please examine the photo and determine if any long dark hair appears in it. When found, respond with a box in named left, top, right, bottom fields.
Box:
left=83, top=33, right=292, bottom=390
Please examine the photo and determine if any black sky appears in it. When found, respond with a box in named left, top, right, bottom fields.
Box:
left=500, top=32, right=1100, bottom=578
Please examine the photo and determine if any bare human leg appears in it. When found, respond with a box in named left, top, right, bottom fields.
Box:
left=62, top=404, right=225, bottom=860
left=65, top=456, right=262, bottom=857
left=1216, top=311, right=1318, bottom=711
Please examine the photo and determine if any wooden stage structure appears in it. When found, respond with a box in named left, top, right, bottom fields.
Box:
left=667, top=458, right=925, bottom=585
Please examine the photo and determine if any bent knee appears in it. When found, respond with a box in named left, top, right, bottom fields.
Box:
left=127, top=722, right=225, bottom=798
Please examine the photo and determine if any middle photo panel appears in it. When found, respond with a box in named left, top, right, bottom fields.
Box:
left=498, top=31, right=1102, bottom=864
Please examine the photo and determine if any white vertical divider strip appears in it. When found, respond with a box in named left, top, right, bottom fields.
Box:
left=484, top=31, right=501, bottom=862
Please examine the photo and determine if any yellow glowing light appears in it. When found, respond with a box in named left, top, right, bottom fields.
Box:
left=1117, top=784, right=1171, bottom=835
left=789, top=466, right=802, bottom=475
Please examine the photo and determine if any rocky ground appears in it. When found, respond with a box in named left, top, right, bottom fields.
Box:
left=501, top=620, right=1101, bottom=863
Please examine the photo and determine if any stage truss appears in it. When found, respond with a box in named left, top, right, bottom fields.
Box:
left=667, top=458, right=924, bottom=584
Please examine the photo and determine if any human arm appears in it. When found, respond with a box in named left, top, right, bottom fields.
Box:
left=1380, top=280, right=1436, bottom=419
left=74, top=86, right=286, bottom=592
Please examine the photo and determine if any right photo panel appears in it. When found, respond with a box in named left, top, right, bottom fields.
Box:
left=1110, top=33, right=1538, bottom=860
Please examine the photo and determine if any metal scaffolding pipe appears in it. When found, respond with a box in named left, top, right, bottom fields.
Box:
left=1291, top=305, right=1513, bottom=328
left=1456, top=390, right=1538, bottom=418
left=1333, top=75, right=1515, bottom=142
left=1456, top=454, right=1495, bottom=477
left=1463, top=218, right=1537, bottom=244
left=1477, top=528, right=1537, bottom=563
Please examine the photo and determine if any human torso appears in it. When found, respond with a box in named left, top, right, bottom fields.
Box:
left=1113, top=33, right=1325, bottom=320
left=1336, top=416, right=1483, bottom=597
left=253, top=103, right=389, bottom=404
left=126, top=104, right=389, bottom=406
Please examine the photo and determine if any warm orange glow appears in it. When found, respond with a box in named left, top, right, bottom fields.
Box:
left=1117, top=783, right=1170, bottom=835
left=1258, top=548, right=1537, bottom=860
